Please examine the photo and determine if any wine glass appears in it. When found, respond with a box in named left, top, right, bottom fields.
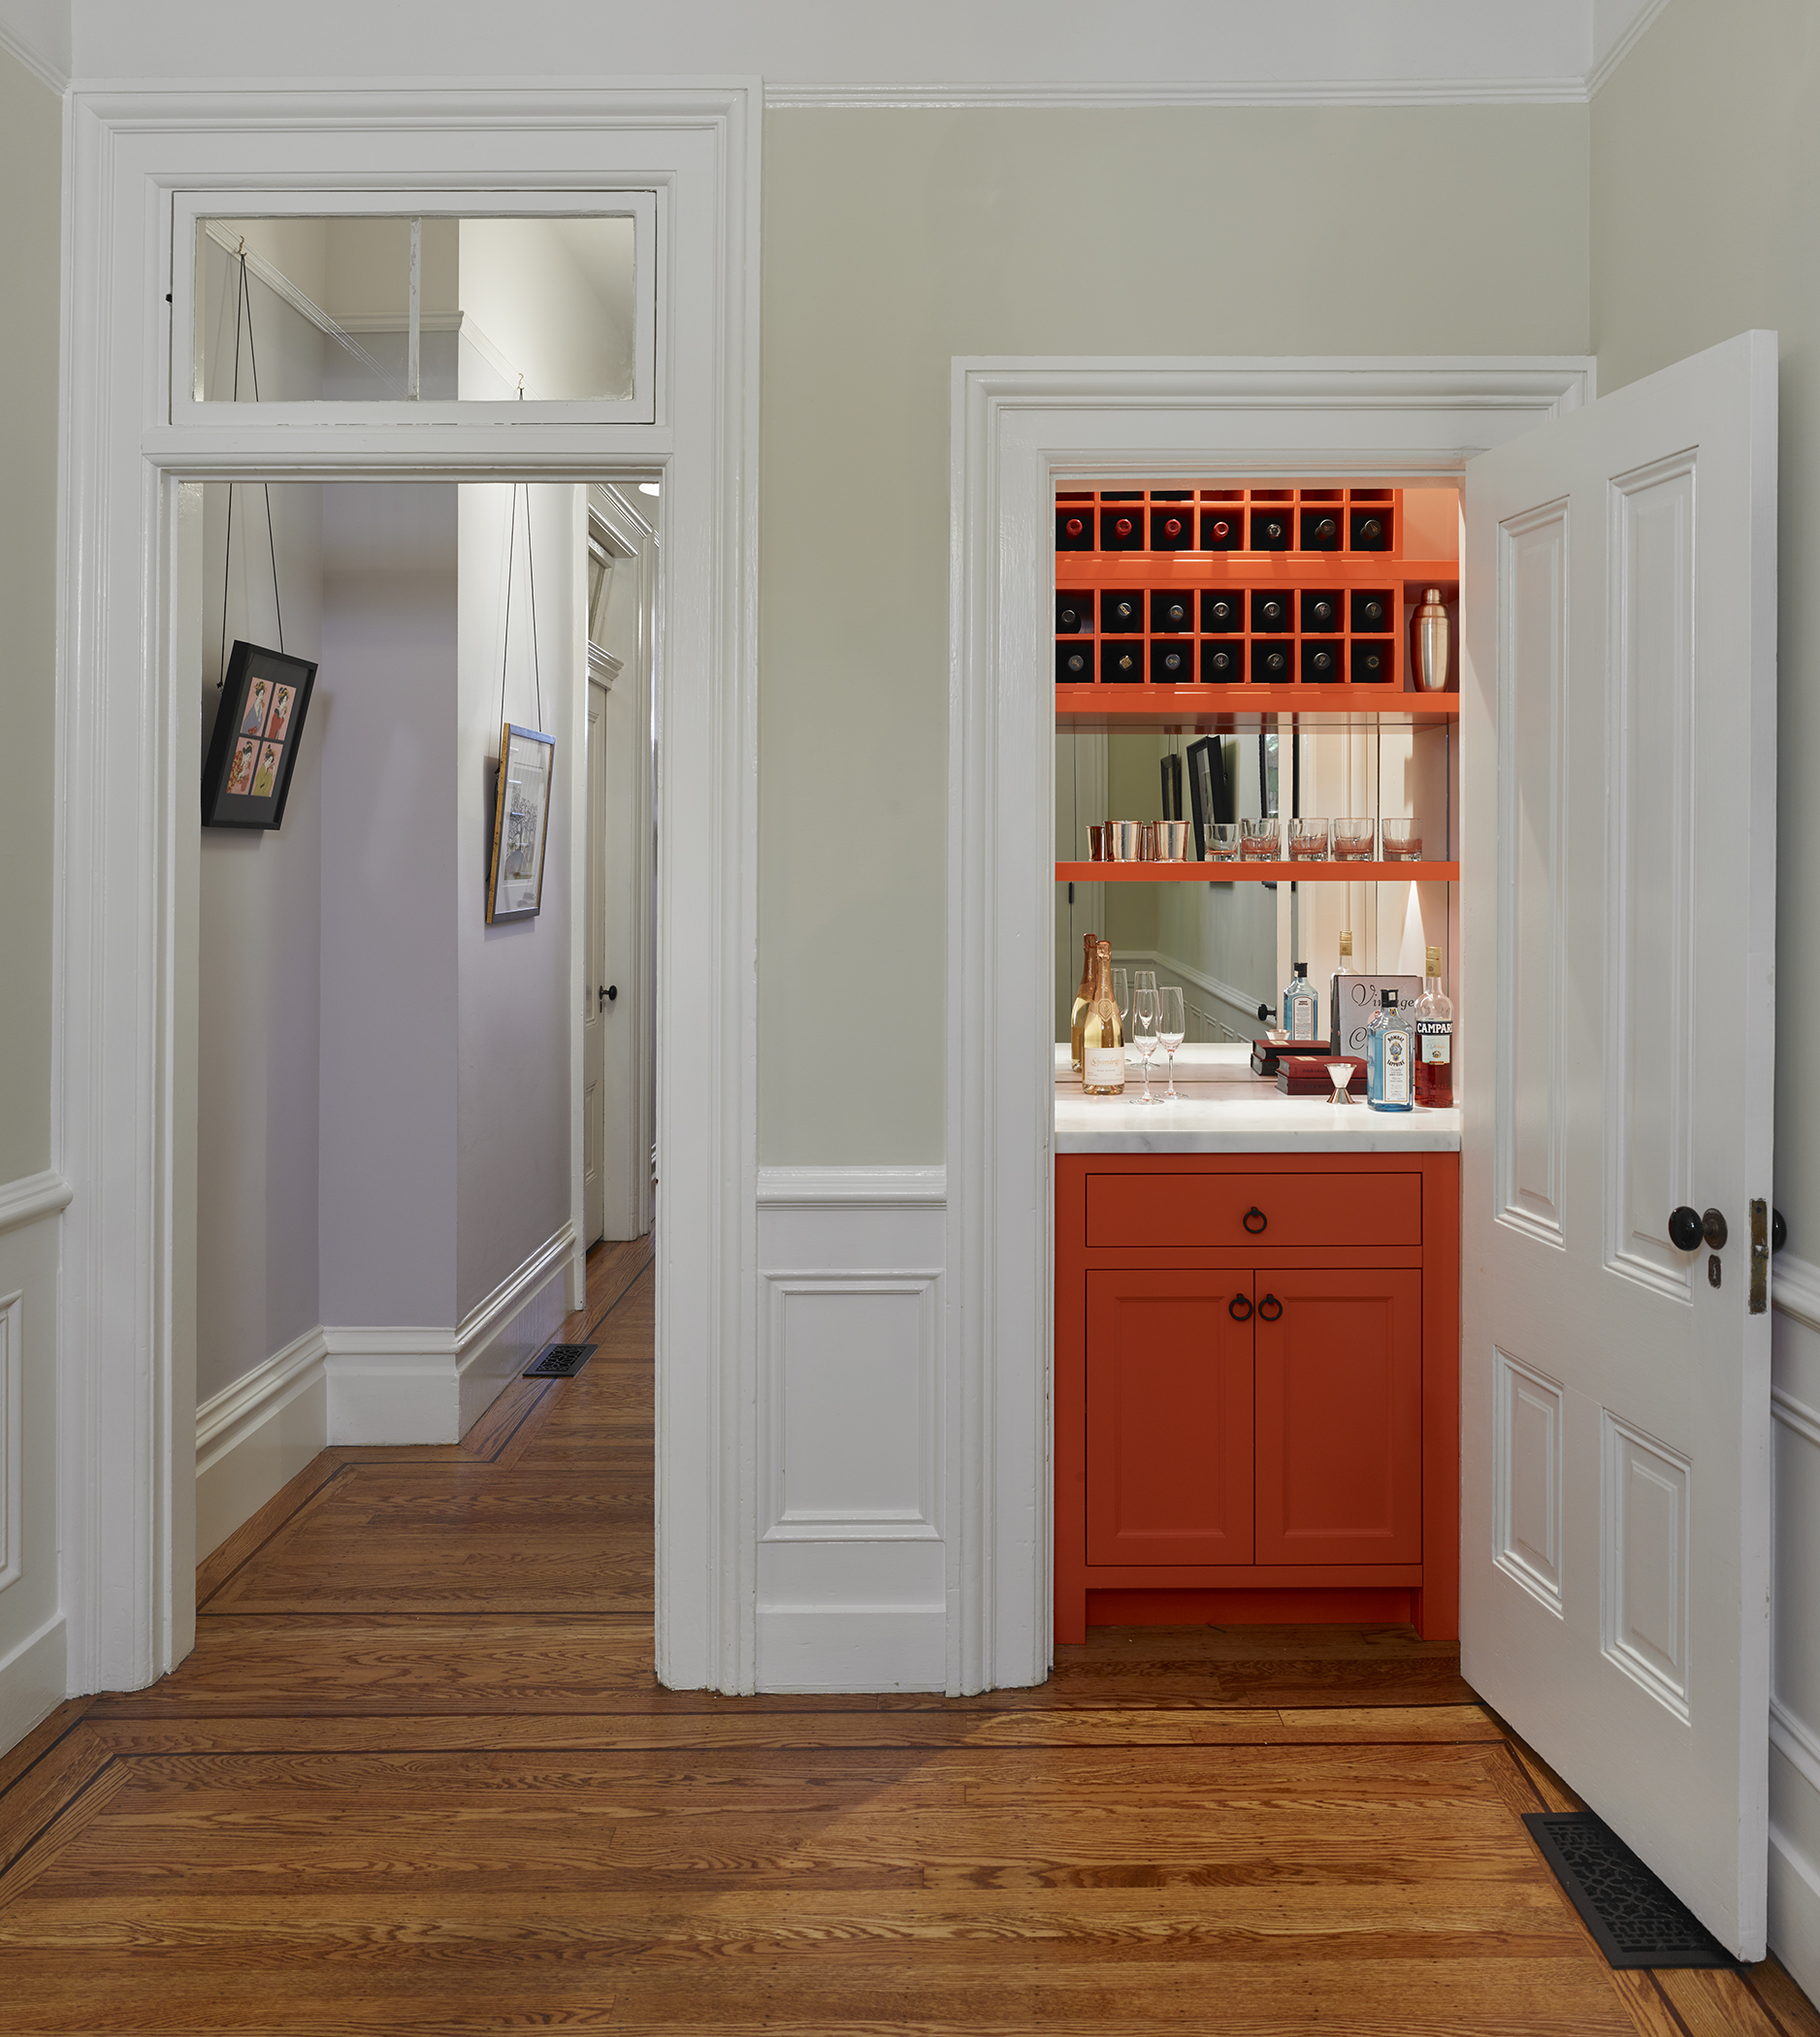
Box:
left=1156, top=986, right=1186, bottom=1101
left=1130, top=971, right=1159, bottom=1105
left=1111, top=966, right=1129, bottom=1063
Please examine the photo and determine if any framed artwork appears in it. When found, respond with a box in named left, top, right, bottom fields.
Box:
left=487, top=722, right=557, bottom=923
left=201, top=640, right=318, bottom=829
left=1185, top=734, right=1233, bottom=859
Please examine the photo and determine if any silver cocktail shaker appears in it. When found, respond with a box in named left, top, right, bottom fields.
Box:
left=1415, top=587, right=1450, bottom=693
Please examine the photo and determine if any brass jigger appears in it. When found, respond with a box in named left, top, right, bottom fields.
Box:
left=1327, top=1062, right=1355, bottom=1106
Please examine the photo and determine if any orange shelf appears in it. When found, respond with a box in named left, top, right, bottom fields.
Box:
left=1056, top=555, right=1457, bottom=589
left=1054, top=684, right=1459, bottom=730
left=1056, top=860, right=1458, bottom=884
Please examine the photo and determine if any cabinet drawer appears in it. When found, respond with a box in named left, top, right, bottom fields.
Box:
left=1084, top=1169, right=1421, bottom=1251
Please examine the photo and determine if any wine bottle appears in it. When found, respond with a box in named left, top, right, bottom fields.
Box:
left=1251, top=509, right=1291, bottom=551
left=1069, top=931, right=1097, bottom=1073
left=1254, top=642, right=1291, bottom=681
left=1104, top=592, right=1142, bottom=633
left=1201, top=591, right=1242, bottom=632
left=1056, top=507, right=1092, bottom=551
left=1150, top=508, right=1191, bottom=550
left=1414, top=944, right=1453, bottom=1107
left=1350, top=510, right=1389, bottom=551
left=1303, top=592, right=1339, bottom=631
left=1056, top=592, right=1091, bottom=634
left=1351, top=591, right=1388, bottom=630
left=1056, top=643, right=1092, bottom=683
left=1202, top=643, right=1241, bottom=681
left=1302, top=512, right=1341, bottom=551
left=1302, top=643, right=1339, bottom=683
left=1101, top=508, right=1143, bottom=550
left=1082, top=940, right=1125, bottom=1095
left=1350, top=644, right=1388, bottom=683
left=1102, top=642, right=1144, bottom=683
left=1151, top=592, right=1192, bottom=632
left=1252, top=592, right=1290, bottom=632
left=1153, top=644, right=1190, bottom=682
left=1200, top=510, right=1241, bottom=550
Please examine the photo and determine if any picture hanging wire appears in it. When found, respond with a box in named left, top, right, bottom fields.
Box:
left=496, top=482, right=544, bottom=747
left=217, top=242, right=285, bottom=684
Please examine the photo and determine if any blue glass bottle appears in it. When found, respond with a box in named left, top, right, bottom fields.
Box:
left=1366, top=987, right=1414, bottom=1113
left=1281, top=960, right=1319, bottom=1045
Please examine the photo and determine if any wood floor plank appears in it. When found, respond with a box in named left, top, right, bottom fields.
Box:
left=4, top=1232, right=1806, bottom=2036
left=1753, top=1956, right=1820, bottom=2037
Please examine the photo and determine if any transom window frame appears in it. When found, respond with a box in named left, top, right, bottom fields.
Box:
left=170, top=185, right=662, bottom=428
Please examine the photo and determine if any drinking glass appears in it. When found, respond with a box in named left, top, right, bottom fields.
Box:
left=1332, top=817, right=1375, bottom=861
left=1111, top=966, right=1129, bottom=1064
left=1203, top=823, right=1240, bottom=861
left=1156, top=986, right=1186, bottom=1101
left=1287, top=817, right=1330, bottom=860
left=1130, top=970, right=1159, bottom=1104
left=1088, top=823, right=1110, bottom=862
left=1382, top=818, right=1424, bottom=861
left=1240, top=818, right=1281, bottom=860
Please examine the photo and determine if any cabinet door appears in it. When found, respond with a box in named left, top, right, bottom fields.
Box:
left=1086, top=1271, right=1254, bottom=1565
left=1253, top=1268, right=1422, bottom=1564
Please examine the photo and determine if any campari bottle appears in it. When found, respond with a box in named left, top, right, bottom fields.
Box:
left=1414, top=943, right=1453, bottom=1107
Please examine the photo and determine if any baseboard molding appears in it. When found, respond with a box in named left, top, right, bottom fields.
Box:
left=326, top=1221, right=576, bottom=1444
left=1771, top=1818, right=1820, bottom=2010
left=194, top=1325, right=329, bottom=1560
left=0, top=1170, right=72, bottom=1239
left=754, top=1605, right=946, bottom=1692
left=0, top=1612, right=67, bottom=1754
left=757, top=1167, right=946, bottom=1207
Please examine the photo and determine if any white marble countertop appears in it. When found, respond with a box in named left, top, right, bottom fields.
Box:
left=1054, top=1042, right=1461, bottom=1152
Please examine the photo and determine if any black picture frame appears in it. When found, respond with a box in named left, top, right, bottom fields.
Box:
left=1186, top=734, right=1233, bottom=860
left=201, top=639, right=318, bottom=830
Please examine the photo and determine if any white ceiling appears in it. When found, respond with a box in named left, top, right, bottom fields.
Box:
left=0, top=0, right=1669, bottom=103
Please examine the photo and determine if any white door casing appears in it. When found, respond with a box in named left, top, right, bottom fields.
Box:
left=584, top=674, right=611, bottom=1248
left=949, top=358, right=1595, bottom=1694
left=57, top=85, right=759, bottom=1698
left=1460, top=331, right=1777, bottom=1958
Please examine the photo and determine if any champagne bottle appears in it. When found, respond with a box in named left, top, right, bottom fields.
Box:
left=1069, top=932, right=1097, bottom=1074
left=1082, top=940, right=1125, bottom=1095
left=1414, top=943, right=1454, bottom=1107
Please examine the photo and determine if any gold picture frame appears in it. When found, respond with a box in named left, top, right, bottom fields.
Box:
left=486, top=722, right=556, bottom=923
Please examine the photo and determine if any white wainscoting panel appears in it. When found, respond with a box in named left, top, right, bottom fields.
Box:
left=1770, top=1258, right=1820, bottom=2001
left=1600, top=1408, right=1692, bottom=1721
left=756, top=1169, right=946, bottom=1692
left=1491, top=1346, right=1564, bottom=1616
left=0, top=1197, right=65, bottom=1756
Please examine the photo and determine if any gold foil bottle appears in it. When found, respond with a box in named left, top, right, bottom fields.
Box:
left=1082, top=940, right=1125, bottom=1096
left=1069, top=932, right=1096, bottom=1074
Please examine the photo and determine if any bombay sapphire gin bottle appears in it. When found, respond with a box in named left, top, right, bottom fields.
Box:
left=1281, top=960, right=1319, bottom=1044
left=1366, top=987, right=1414, bottom=1112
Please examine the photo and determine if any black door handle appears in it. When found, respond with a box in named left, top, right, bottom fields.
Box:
left=1243, top=1206, right=1268, bottom=1235
left=1228, top=1293, right=1253, bottom=1322
left=1257, top=1294, right=1283, bottom=1322
left=1669, top=1206, right=1703, bottom=1251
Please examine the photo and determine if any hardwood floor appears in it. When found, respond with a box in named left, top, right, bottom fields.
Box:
left=2, top=1233, right=1814, bottom=2034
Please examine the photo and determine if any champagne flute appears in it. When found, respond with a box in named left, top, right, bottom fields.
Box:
left=1156, top=986, right=1186, bottom=1101
left=1131, top=970, right=1159, bottom=1104
left=1111, top=966, right=1130, bottom=1065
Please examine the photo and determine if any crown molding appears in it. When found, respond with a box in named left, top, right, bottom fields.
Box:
left=0, top=17, right=66, bottom=94
left=1587, top=0, right=1671, bottom=96
left=764, top=76, right=1591, bottom=111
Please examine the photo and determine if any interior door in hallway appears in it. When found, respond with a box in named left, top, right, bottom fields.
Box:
left=583, top=673, right=609, bottom=1246
left=1460, top=331, right=1777, bottom=1958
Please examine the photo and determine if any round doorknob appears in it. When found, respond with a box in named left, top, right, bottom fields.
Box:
left=1702, top=1207, right=1728, bottom=1250
left=1228, top=1293, right=1253, bottom=1322
left=1669, top=1206, right=1704, bottom=1251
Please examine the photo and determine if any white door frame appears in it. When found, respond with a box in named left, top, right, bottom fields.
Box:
left=947, top=357, right=1595, bottom=1692
left=55, top=83, right=760, bottom=1698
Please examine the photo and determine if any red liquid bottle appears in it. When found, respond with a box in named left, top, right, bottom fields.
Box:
left=1414, top=944, right=1453, bottom=1107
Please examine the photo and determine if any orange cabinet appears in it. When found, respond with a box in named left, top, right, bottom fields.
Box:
left=1056, top=1151, right=1458, bottom=1642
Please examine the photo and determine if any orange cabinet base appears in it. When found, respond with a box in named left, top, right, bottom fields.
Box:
left=1055, top=1149, right=1460, bottom=1644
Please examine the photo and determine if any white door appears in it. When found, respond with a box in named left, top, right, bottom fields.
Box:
left=582, top=675, right=610, bottom=1247
left=1460, top=330, right=1777, bottom=1957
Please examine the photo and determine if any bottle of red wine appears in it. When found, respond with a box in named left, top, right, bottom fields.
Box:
left=1150, top=507, right=1191, bottom=550
left=1302, top=591, right=1339, bottom=631
left=1102, top=642, right=1144, bottom=683
left=1153, top=644, right=1190, bottom=682
left=1103, top=592, right=1142, bottom=633
left=1056, top=643, right=1092, bottom=683
left=1349, top=509, right=1390, bottom=551
left=1100, top=507, right=1144, bottom=551
left=1201, top=591, right=1242, bottom=632
left=1351, top=591, right=1388, bottom=630
left=1055, top=506, right=1093, bottom=551
left=1056, top=591, right=1092, bottom=634
left=1200, top=509, right=1242, bottom=550
left=1254, top=642, right=1291, bottom=681
left=1301, top=511, right=1342, bottom=551
left=1251, top=509, right=1291, bottom=551
left=1202, top=642, right=1242, bottom=682
left=1151, top=592, right=1192, bottom=632
left=1302, top=642, right=1339, bottom=683
left=1252, top=593, right=1290, bottom=632
left=1350, top=643, right=1389, bottom=683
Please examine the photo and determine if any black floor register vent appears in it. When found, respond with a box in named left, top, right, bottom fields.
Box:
left=523, top=1342, right=597, bottom=1378
left=1522, top=1812, right=1738, bottom=1969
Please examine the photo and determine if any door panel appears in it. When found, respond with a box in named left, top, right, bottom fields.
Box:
left=1462, top=331, right=1775, bottom=1957
left=1253, top=1268, right=1423, bottom=1565
left=1085, top=1271, right=1253, bottom=1565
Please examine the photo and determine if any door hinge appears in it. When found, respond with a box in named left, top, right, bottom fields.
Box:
left=1750, top=1198, right=1769, bottom=1314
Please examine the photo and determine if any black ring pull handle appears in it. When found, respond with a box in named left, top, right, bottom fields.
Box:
left=1257, top=1294, right=1284, bottom=1323
left=1228, top=1293, right=1253, bottom=1322
left=1242, top=1206, right=1268, bottom=1235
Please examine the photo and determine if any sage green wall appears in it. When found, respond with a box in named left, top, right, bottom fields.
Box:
left=759, top=104, right=1591, bottom=1164
left=1591, top=0, right=1819, bottom=1253
left=0, top=51, right=60, bottom=1184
